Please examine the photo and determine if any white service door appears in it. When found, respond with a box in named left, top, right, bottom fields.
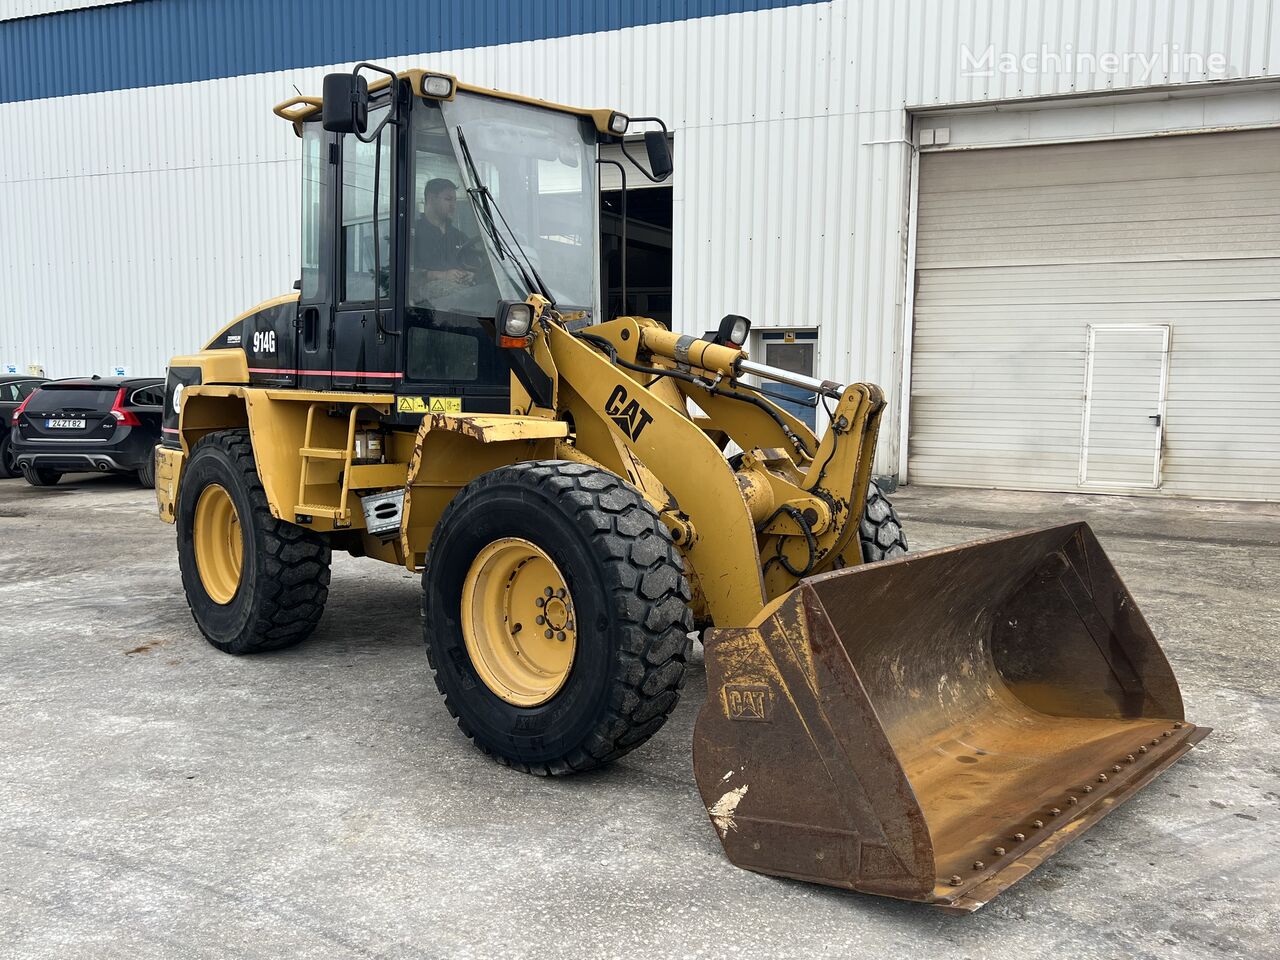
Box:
left=1080, top=325, right=1169, bottom=488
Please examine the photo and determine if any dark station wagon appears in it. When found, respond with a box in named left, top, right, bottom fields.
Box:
left=10, top=376, right=164, bottom=487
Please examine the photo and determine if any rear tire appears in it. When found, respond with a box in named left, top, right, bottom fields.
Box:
left=859, top=479, right=908, bottom=562
left=137, top=447, right=156, bottom=488
left=0, top=432, right=17, bottom=478
left=22, top=464, right=61, bottom=487
left=177, top=429, right=330, bottom=654
left=423, top=460, right=693, bottom=775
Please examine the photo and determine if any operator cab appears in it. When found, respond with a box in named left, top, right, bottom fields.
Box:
left=258, top=66, right=672, bottom=421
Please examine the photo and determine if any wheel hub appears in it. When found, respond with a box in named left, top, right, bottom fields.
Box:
left=461, top=538, right=577, bottom=706
left=193, top=483, right=243, bottom=605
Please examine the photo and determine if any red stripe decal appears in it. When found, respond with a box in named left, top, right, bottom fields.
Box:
left=248, top=367, right=401, bottom=379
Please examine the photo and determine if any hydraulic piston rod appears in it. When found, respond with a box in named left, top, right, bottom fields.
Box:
left=737, top=358, right=844, bottom=399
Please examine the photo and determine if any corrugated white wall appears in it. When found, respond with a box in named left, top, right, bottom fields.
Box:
left=0, top=0, right=136, bottom=21
left=2, top=0, right=1277, bottom=475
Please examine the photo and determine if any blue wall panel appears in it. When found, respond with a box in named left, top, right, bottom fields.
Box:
left=0, top=0, right=829, bottom=103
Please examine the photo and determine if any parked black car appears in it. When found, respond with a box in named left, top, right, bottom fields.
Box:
left=10, top=377, right=164, bottom=487
left=0, top=375, right=49, bottom=478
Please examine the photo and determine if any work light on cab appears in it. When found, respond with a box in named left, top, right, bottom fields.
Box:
left=420, top=73, right=455, bottom=99
left=496, top=300, right=534, bottom=347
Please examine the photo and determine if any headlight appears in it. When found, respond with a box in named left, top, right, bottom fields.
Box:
left=421, top=73, right=455, bottom=99
left=608, top=112, right=629, bottom=135
left=502, top=302, right=534, bottom=338
left=716, top=313, right=752, bottom=348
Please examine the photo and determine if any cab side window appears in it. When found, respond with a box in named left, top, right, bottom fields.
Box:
left=341, top=106, right=393, bottom=304
left=300, top=126, right=326, bottom=301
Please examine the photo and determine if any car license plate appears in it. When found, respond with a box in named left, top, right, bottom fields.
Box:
left=46, top=418, right=85, bottom=429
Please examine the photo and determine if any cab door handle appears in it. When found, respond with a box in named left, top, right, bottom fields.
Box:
left=1148, top=414, right=1162, bottom=427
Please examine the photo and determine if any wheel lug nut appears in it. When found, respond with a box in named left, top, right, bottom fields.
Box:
left=1012, top=833, right=1025, bottom=842
left=535, top=597, right=545, bottom=607
left=544, top=587, right=553, bottom=597
left=1031, top=819, right=1044, bottom=829
left=556, top=631, right=566, bottom=641
left=993, top=846, right=1006, bottom=856
left=544, top=630, right=553, bottom=639
left=536, top=615, right=545, bottom=625
left=556, top=588, right=566, bottom=599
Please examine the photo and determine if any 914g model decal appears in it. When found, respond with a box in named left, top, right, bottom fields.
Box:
left=605, top=384, right=655, bottom=441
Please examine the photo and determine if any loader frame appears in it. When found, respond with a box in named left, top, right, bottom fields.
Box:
left=159, top=305, right=886, bottom=630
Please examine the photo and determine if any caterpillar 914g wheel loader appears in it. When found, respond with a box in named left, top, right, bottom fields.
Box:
left=155, top=64, right=1206, bottom=912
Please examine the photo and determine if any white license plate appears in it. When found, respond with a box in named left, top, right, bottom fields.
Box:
left=45, top=418, right=85, bottom=429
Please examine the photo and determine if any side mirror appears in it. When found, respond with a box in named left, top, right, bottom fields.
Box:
left=322, top=72, right=368, bottom=134
left=644, top=130, right=673, bottom=180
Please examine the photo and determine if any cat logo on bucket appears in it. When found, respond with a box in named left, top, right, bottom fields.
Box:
left=723, top=683, right=771, bottom=722
left=604, top=384, right=655, bottom=441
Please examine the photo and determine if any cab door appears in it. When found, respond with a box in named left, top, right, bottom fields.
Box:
left=333, top=108, right=399, bottom=391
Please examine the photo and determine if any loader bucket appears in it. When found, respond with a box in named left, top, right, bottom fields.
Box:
left=692, top=522, right=1208, bottom=912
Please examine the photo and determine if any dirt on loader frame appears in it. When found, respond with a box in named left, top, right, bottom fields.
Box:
left=152, top=64, right=1207, bottom=914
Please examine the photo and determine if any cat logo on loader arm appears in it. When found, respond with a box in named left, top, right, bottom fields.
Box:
left=156, top=63, right=1207, bottom=914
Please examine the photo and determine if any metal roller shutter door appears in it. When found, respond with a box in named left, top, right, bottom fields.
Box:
left=908, top=128, right=1280, bottom=501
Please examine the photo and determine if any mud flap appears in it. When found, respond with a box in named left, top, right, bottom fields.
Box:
left=692, top=522, right=1208, bottom=912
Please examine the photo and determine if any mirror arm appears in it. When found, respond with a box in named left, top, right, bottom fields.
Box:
left=617, top=116, right=672, bottom=184
left=352, top=61, right=405, bottom=142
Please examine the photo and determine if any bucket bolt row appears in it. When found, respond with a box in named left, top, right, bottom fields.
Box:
left=946, top=724, right=1187, bottom=888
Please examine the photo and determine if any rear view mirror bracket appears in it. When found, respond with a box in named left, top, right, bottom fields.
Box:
left=617, top=117, right=673, bottom=183
left=321, top=62, right=404, bottom=142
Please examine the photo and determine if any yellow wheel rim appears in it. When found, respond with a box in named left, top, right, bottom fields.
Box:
left=194, top=483, right=243, bottom=605
left=461, top=537, right=578, bottom=707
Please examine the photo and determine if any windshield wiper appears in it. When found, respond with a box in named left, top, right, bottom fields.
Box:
left=456, top=129, right=504, bottom=257
left=455, top=126, right=555, bottom=306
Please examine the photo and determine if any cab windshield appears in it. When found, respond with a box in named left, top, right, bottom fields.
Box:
left=408, top=93, right=598, bottom=317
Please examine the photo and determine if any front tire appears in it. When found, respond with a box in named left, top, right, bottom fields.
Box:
left=423, top=460, right=693, bottom=775
left=177, top=429, right=330, bottom=654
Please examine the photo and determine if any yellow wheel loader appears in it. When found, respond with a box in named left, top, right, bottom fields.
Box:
left=155, top=64, right=1206, bottom=912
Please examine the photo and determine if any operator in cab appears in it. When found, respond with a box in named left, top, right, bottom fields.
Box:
left=413, top=178, right=473, bottom=287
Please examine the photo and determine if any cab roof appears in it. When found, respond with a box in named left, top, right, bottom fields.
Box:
left=272, top=68, right=619, bottom=137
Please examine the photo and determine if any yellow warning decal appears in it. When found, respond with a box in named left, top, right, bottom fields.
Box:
left=397, top=396, right=462, bottom=414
